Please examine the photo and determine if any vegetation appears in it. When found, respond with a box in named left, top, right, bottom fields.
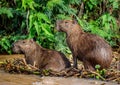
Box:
left=0, top=0, right=120, bottom=54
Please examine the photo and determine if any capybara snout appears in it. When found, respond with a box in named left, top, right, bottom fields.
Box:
left=12, top=41, right=22, bottom=54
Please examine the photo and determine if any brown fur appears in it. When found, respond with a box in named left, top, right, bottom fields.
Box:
left=12, top=39, right=71, bottom=72
left=56, top=20, right=113, bottom=70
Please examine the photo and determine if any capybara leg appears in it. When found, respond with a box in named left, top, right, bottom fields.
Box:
left=83, top=61, right=95, bottom=71
left=28, top=64, right=39, bottom=70
left=73, top=56, right=78, bottom=68
left=22, top=58, right=38, bottom=70
left=33, top=61, right=36, bottom=67
left=22, top=58, right=27, bottom=65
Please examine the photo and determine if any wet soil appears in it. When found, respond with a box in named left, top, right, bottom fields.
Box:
left=0, top=70, right=119, bottom=85
left=0, top=53, right=119, bottom=85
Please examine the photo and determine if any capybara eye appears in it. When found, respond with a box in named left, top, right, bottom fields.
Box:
left=65, top=21, right=68, bottom=24
left=22, top=41, right=25, bottom=43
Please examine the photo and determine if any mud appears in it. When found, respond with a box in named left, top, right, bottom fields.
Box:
left=0, top=54, right=119, bottom=85
left=0, top=70, right=119, bottom=85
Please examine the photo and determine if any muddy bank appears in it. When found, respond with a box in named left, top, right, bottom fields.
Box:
left=0, top=54, right=24, bottom=61
left=0, top=54, right=119, bottom=85
left=0, top=70, right=119, bottom=85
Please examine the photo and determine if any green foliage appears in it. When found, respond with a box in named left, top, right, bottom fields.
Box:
left=42, top=69, right=50, bottom=76
left=0, top=35, right=27, bottom=54
left=54, top=32, right=71, bottom=54
left=29, top=12, right=55, bottom=48
left=21, top=0, right=39, bottom=10
left=0, top=36, right=11, bottom=54
left=95, top=65, right=101, bottom=69
left=46, top=0, right=64, bottom=10
left=88, top=64, right=106, bottom=80
left=95, top=65, right=107, bottom=80
left=0, top=7, right=13, bottom=18
left=0, top=0, right=119, bottom=54
left=86, top=0, right=102, bottom=10
left=109, top=0, right=119, bottom=9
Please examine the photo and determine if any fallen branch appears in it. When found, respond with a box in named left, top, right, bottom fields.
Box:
left=88, top=70, right=106, bottom=81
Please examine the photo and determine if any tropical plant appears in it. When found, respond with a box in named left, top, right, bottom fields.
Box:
left=0, top=0, right=119, bottom=54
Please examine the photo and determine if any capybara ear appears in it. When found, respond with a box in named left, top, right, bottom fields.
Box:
left=33, top=37, right=36, bottom=41
left=30, top=39, right=34, bottom=43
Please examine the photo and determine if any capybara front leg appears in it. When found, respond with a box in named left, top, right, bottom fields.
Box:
left=22, top=58, right=27, bottom=65
left=73, top=56, right=78, bottom=69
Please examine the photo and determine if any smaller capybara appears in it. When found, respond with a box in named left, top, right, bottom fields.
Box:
left=12, top=39, right=71, bottom=72
left=56, top=20, right=113, bottom=70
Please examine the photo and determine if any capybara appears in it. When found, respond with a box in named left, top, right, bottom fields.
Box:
left=56, top=20, right=113, bottom=70
left=12, top=39, right=71, bottom=72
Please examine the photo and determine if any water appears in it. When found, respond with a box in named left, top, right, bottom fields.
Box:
left=0, top=54, right=119, bottom=85
left=0, top=70, right=118, bottom=85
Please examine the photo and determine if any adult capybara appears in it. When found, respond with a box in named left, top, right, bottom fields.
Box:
left=12, top=39, right=71, bottom=72
left=56, top=20, right=113, bottom=70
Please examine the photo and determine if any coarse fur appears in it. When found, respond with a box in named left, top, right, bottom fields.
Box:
left=12, top=39, right=71, bottom=72
left=56, top=20, right=113, bottom=70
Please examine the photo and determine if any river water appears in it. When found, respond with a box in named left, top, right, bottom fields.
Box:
left=0, top=54, right=119, bottom=85
left=0, top=70, right=119, bottom=85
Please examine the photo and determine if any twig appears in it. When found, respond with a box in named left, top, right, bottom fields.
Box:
left=26, top=9, right=29, bottom=33
left=89, top=70, right=106, bottom=81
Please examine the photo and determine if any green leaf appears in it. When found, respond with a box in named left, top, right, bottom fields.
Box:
left=113, top=1, right=118, bottom=9
left=41, top=24, right=54, bottom=37
left=95, top=65, right=101, bottom=69
left=34, top=21, right=40, bottom=36
left=0, top=7, right=13, bottom=18
left=96, top=76, right=100, bottom=80
left=38, top=13, right=51, bottom=23
left=46, top=0, right=64, bottom=10
left=21, top=0, right=38, bottom=10
left=29, top=14, right=34, bottom=29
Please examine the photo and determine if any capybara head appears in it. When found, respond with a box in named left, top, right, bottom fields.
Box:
left=56, top=20, right=82, bottom=33
left=12, top=39, right=36, bottom=54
